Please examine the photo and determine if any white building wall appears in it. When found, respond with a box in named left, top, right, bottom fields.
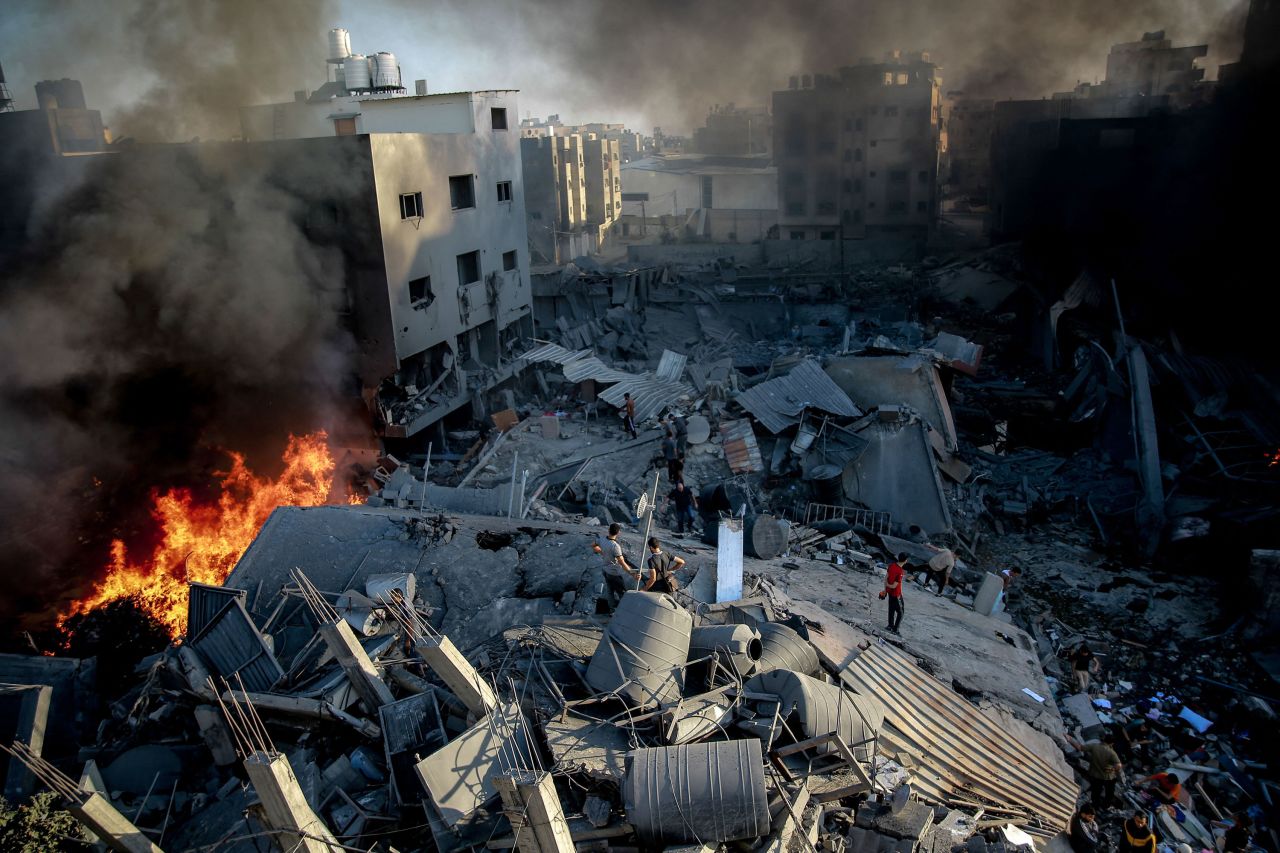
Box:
left=369, top=130, right=530, bottom=363
left=241, top=91, right=512, bottom=141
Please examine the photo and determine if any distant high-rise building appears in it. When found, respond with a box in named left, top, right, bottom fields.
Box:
left=773, top=52, right=942, bottom=244
left=691, top=104, right=772, bottom=156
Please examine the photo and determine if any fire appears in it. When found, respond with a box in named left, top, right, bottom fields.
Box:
left=61, top=432, right=338, bottom=638
left=1267, top=448, right=1280, bottom=467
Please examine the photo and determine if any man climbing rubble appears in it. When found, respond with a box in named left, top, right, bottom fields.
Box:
left=663, top=480, right=699, bottom=536
left=661, top=430, right=683, bottom=483
left=1069, top=644, right=1102, bottom=694
left=880, top=553, right=907, bottom=633
left=923, top=543, right=955, bottom=596
left=671, top=413, right=688, bottom=458
left=593, top=522, right=640, bottom=606
left=643, top=537, right=687, bottom=595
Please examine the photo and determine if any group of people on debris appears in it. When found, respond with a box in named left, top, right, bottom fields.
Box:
left=1068, top=718, right=1258, bottom=853
left=878, top=549, right=1022, bottom=634
left=591, top=523, right=689, bottom=608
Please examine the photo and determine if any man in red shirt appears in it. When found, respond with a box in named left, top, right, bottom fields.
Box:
left=880, top=552, right=908, bottom=633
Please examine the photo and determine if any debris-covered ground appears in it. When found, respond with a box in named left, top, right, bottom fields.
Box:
left=4, top=244, right=1277, bottom=853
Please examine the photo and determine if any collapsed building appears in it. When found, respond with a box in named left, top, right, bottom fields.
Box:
left=6, top=230, right=1279, bottom=853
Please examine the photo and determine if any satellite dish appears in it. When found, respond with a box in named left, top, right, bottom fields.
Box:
left=635, top=492, right=651, bottom=517
left=890, top=783, right=912, bottom=814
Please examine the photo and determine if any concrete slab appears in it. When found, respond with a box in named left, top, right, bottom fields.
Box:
left=543, top=714, right=629, bottom=783
left=842, top=418, right=951, bottom=535
left=826, top=356, right=957, bottom=451
left=856, top=798, right=935, bottom=840
left=415, top=705, right=530, bottom=827
left=520, top=533, right=600, bottom=597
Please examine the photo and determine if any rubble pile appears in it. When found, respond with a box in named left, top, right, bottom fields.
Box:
left=6, top=245, right=1278, bottom=853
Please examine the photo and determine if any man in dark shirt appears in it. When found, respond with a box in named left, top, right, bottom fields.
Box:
left=661, top=431, right=681, bottom=482
left=644, top=537, right=687, bottom=595
left=1070, top=804, right=1102, bottom=853
left=1070, top=644, right=1100, bottom=693
left=664, top=481, right=699, bottom=535
left=672, top=415, right=688, bottom=457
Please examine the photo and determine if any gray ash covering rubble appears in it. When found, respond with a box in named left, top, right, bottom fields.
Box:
left=4, top=243, right=1278, bottom=853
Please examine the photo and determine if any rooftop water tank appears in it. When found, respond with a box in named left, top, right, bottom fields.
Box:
left=585, top=591, right=691, bottom=707
left=327, top=28, right=351, bottom=62
left=343, top=54, right=371, bottom=92
left=370, top=51, right=402, bottom=90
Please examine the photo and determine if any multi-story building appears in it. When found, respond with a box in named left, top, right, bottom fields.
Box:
left=519, top=132, right=620, bottom=263
left=1100, top=31, right=1209, bottom=99
left=772, top=52, right=942, bottom=245
left=619, top=154, right=777, bottom=242
left=0, top=76, right=107, bottom=157
left=234, top=30, right=533, bottom=439
left=691, top=104, right=772, bottom=156
left=943, top=94, right=994, bottom=202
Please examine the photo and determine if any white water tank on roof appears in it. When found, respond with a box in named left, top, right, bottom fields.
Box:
left=370, top=51, right=401, bottom=90
left=343, top=54, right=371, bottom=92
left=327, top=28, right=351, bottom=62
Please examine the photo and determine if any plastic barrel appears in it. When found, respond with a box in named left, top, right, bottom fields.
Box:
left=586, top=592, right=692, bottom=707
left=625, top=738, right=771, bottom=843
left=754, top=621, right=820, bottom=676
left=745, top=668, right=885, bottom=762
left=688, top=624, right=763, bottom=677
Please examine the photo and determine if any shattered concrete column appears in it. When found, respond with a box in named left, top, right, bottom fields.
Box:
left=493, top=770, right=576, bottom=853
left=1127, top=346, right=1165, bottom=549
left=243, top=752, right=343, bottom=853
left=414, top=635, right=498, bottom=717
left=318, top=620, right=395, bottom=711
left=70, top=792, right=165, bottom=853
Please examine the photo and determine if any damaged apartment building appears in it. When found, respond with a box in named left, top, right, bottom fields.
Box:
left=239, top=29, right=535, bottom=440
left=773, top=52, right=943, bottom=248
left=0, top=29, right=536, bottom=445
left=520, top=131, right=622, bottom=264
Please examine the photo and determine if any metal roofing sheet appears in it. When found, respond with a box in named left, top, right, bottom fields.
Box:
left=720, top=418, right=763, bottom=474
left=598, top=376, right=691, bottom=423
left=733, top=359, right=861, bottom=433
left=655, top=349, right=688, bottom=383
left=841, top=642, right=1076, bottom=834
left=189, top=598, right=284, bottom=693
left=520, top=343, right=593, bottom=365
left=560, top=356, right=634, bottom=384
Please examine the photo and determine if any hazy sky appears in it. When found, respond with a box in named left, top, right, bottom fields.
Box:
left=0, top=0, right=1248, bottom=137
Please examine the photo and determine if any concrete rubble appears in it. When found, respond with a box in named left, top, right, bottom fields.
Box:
left=6, top=245, right=1278, bottom=853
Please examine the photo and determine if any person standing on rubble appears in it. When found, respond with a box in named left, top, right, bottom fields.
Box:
left=1069, top=804, right=1103, bottom=853
left=880, top=553, right=907, bottom=633
left=661, top=430, right=682, bottom=482
left=1121, top=811, right=1157, bottom=853
left=1073, top=732, right=1123, bottom=810
left=663, top=480, right=699, bottom=536
left=643, top=538, right=687, bottom=595
left=622, top=392, right=637, bottom=440
left=1070, top=644, right=1102, bottom=694
left=672, top=414, right=688, bottom=458
left=593, top=522, right=640, bottom=605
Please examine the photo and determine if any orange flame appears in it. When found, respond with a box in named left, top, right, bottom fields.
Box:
left=1267, top=448, right=1280, bottom=468
left=60, top=432, right=338, bottom=638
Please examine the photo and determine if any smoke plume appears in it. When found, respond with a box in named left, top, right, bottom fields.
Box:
left=0, top=0, right=356, bottom=635
left=413, top=0, right=1245, bottom=130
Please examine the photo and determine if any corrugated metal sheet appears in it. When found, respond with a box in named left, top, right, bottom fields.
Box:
left=655, top=349, right=688, bottom=383
left=187, top=582, right=246, bottom=639
left=522, top=342, right=691, bottom=422
left=841, top=642, right=1076, bottom=835
left=734, top=359, right=862, bottom=434
left=598, top=376, right=691, bottom=422
left=520, top=343, right=593, bottom=365
left=720, top=419, right=763, bottom=474
left=560, top=356, right=634, bottom=384
left=189, top=598, right=284, bottom=693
